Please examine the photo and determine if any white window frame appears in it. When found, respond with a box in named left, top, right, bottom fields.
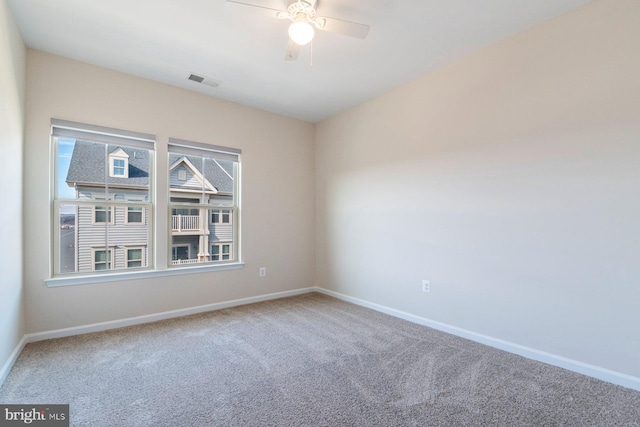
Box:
left=112, top=158, right=126, bottom=176
left=210, top=209, right=232, bottom=225
left=126, top=246, right=145, bottom=268
left=210, top=242, right=232, bottom=262
left=168, top=138, right=241, bottom=270
left=109, top=148, right=129, bottom=178
left=93, top=205, right=114, bottom=225
left=48, top=120, right=245, bottom=287
left=92, top=247, right=113, bottom=271
left=125, top=206, right=145, bottom=225
left=171, top=244, right=191, bottom=265
left=51, top=119, right=155, bottom=280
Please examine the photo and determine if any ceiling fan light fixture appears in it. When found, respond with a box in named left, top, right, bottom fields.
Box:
left=288, top=21, right=314, bottom=45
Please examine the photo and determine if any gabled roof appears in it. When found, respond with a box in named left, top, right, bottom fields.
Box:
left=66, top=140, right=234, bottom=193
left=66, top=141, right=149, bottom=188
left=169, top=157, right=217, bottom=193
left=109, top=147, right=129, bottom=158
left=168, top=153, right=234, bottom=194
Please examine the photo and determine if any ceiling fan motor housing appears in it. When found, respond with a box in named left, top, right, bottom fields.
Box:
left=280, top=0, right=326, bottom=28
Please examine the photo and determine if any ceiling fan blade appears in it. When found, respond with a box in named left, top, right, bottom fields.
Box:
left=226, top=0, right=284, bottom=18
left=285, top=39, right=300, bottom=61
left=317, top=16, right=370, bottom=39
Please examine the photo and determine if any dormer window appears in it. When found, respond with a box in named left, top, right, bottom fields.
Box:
left=113, top=159, right=125, bottom=176
left=109, top=148, right=129, bottom=178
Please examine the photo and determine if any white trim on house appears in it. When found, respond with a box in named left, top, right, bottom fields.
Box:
left=125, top=206, right=145, bottom=225
left=92, top=205, right=114, bottom=225
left=171, top=244, right=191, bottom=262
left=210, top=209, right=232, bottom=225
left=125, top=246, right=146, bottom=269
left=210, top=242, right=232, bottom=262
left=169, top=156, right=217, bottom=194
left=91, top=247, right=113, bottom=271
left=109, top=147, right=129, bottom=178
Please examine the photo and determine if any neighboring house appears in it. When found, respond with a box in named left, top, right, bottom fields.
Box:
left=168, top=152, right=235, bottom=265
left=65, top=141, right=234, bottom=272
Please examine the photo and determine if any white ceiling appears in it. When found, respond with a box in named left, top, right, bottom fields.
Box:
left=7, top=0, right=591, bottom=123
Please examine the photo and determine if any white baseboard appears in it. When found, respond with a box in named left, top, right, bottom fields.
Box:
left=314, top=287, right=640, bottom=392
left=25, top=287, right=315, bottom=343
left=0, top=287, right=315, bottom=388
left=5, top=286, right=638, bottom=393
left=0, top=335, right=27, bottom=387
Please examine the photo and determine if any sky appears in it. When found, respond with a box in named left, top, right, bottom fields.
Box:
left=57, top=138, right=76, bottom=215
left=57, top=137, right=75, bottom=199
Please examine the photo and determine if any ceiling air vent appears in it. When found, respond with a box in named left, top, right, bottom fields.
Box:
left=188, top=73, right=221, bottom=88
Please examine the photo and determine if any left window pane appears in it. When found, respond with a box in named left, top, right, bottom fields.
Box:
left=54, top=132, right=153, bottom=276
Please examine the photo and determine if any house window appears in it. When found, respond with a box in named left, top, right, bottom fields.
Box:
left=168, top=138, right=240, bottom=268
left=126, top=247, right=144, bottom=268
left=126, top=206, right=144, bottom=224
left=211, top=209, right=232, bottom=224
left=171, top=245, right=190, bottom=265
left=93, top=206, right=114, bottom=224
left=52, top=119, right=154, bottom=277
left=113, top=159, right=125, bottom=176
left=211, top=243, right=232, bottom=262
left=109, top=148, right=129, bottom=178
left=92, top=248, right=112, bottom=271
left=178, top=169, right=187, bottom=181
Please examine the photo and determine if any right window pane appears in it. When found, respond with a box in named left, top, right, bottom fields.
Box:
left=168, top=140, right=239, bottom=267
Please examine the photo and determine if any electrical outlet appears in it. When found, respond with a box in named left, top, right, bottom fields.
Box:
left=422, top=280, right=430, bottom=293
left=259, top=267, right=266, bottom=277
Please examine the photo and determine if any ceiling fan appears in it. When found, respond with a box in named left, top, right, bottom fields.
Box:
left=227, top=0, right=370, bottom=61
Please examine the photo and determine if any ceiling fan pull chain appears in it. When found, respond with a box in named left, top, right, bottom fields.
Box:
left=310, top=40, right=314, bottom=67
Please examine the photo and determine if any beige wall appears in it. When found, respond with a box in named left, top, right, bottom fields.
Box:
left=316, top=0, right=640, bottom=378
left=0, top=0, right=25, bottom=374
left=24, top=50, right=315, bottom=333
left=10, top=0, right=640, bottom=385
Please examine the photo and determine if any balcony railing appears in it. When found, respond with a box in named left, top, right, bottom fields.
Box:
left=172, top=215, right=200, bottom=232
left=171, top=258, right=202, bottom=265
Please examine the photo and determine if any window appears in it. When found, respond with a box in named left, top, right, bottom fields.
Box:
left=211, top=243, right=232, bottom=261
left=211, top=209, right=232, bottom=224
left=113, top=159, right=125, bottom=176
left=171, top=245, right=191, bottom=265
left=126, top=247, right=144, bottom=268
left=92, top=248, right=112, bottom=271
left=52, top=119, right=154, bottom=277
left=169, top=138, right=240, bottom=267
left=126, top=206, right=144, bottom=224
left=51, top=119, right=242, bottom=283
left=93, top=205, right=114, bottom=224
left=109, top=148, right=129, bottom=178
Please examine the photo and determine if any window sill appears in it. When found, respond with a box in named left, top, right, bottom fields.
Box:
left=45, top=262, right=245, bottom=288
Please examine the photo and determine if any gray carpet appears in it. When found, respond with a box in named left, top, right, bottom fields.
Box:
left=1, top=293, right=639, bottom=426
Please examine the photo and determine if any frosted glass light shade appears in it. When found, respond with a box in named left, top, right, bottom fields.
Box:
left=288, top=21, right=314, bottom=45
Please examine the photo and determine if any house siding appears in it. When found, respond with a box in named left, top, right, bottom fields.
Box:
left=170, top=165, right=206, bottom=191
left=209, top=223, right=233, bottom=242
left=75, top=188, right=150, bottom=272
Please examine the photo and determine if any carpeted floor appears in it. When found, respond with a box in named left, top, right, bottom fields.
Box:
left=1, top=292, right=639, bottom=426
